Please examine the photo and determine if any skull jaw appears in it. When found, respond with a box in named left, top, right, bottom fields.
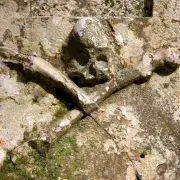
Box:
left=68, top=66, right=110, bottom=87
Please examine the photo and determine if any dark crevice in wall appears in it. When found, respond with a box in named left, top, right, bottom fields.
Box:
left=136, top=170, right=142, bottom=180
left=155, top=63, right=178, bottom=76
left=144, top=0, right=154, bottom=17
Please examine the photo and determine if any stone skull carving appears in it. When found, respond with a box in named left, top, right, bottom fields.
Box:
left=64, top=18, right=113, bottom=86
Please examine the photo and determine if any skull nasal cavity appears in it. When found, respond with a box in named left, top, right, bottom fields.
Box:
left=96, top=54, right=108, bottom=62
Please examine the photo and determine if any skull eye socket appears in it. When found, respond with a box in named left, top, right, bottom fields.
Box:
left=96, top=54, right=108, bottom=62
left=75, top=52, right=90, bottom=66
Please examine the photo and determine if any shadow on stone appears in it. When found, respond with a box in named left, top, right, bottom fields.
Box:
left=155, top=63, right=178, bottom=76
left=3, top=62, right=75, bottom=110
left=144, top=0, right=154, bottom=17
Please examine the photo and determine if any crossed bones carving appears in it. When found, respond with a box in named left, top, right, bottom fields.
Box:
left=0, top=18, right=179, bottom=143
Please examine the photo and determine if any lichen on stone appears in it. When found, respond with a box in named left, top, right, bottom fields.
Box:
left=0, top=136, right=78, bottom=180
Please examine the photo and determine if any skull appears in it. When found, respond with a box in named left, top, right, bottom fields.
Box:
left=64, top=18, right=112, bottom=86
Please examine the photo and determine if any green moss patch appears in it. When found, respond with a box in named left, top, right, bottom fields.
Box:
left=50, top=104, right=68, bottom=125
left=0, top=136, right=78, bottom=180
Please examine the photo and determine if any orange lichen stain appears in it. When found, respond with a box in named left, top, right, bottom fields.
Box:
left=0, top=138, right=5, bottom=148
left=125, top=59, right=138, bottom=67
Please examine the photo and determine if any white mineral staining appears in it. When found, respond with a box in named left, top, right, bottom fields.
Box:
left=137, top=48, right=180, bottom=77
left=103, top=139, right=118, bottom=154
left=0, top=148, right=6, bottom=168
left=54, top=119, right=70, bottom=133
left=73, top=17, right=93, bottom=37
left=105, top=86, right=109, bottom=91
left=59, top=120, right=70, bottom=128
left=72, top=18, right=109, bottom=48
left=115, top=33, right=124, bottom=46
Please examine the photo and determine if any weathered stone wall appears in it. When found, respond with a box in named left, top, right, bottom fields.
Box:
left=30, top=0, right=145, bottom=17
left=0, top=0, right=180, bottom=179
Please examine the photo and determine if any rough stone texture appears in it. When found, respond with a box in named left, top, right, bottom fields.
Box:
left=0, top=62, right=68, bottom=167
left=30, top=0, right=144, bottom=17
left=91, top=68, right=180, bottom=179
left=0, top=0, right=180, bottom=179
left=108, top=0, right=180, bottom=67
left=1, top=68, right=180, bottom=179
